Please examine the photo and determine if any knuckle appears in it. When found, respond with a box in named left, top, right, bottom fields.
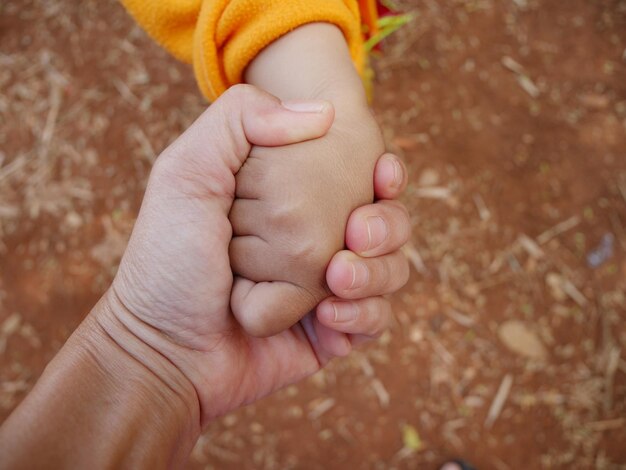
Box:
left=364, top=308, right=381, bottom=333
left=398, top=211, right=412, bottom=245
left=397, top=201, right=411, bottom=223
left=369, top=321, right=385, bottom=338
left=223, top=83, right=255, bottom=101
left=271, top=203, right=338, bottom=269
left=386, top=199, right=409, bottom=220
left=237, top=307, right=273, bottom=338
left=150, top=153, right=174, bottom=181
left=368, top=302, right=391, bottom=337
left=269, top=199, right=303, bottom=229
left=288, top=236, right=329, bottom=269
left=375, top=257, right=393, bottom=290
left=153, top=154, right=234, bottom=199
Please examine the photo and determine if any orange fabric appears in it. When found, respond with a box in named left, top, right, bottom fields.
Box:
left=121, top=0, right=378, bottom=101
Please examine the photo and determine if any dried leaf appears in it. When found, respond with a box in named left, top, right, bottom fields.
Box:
left=2, top=313, right=21, bottom=336
left=578, top=93, right=609, bottom=110
left=498, top=320, right=548, bottom=360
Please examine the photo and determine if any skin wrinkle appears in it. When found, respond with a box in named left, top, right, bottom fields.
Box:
left=89, top=303, right=202, bottom=434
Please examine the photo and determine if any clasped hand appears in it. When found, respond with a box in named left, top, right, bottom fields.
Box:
left=98, top=85, right=410, bottom=424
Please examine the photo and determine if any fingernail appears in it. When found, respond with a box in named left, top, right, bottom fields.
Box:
left=365, top=216, right=388, bottom=251
left=349, top=261, right=369, bottom=289
left=281, top=100, right=328, bottom=113
left=386, top=156, right=402, bottom=188
left=332, top=302, right=358, bottom=322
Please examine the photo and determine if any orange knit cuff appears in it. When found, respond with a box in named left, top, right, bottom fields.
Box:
left=194, top=0, right=364, bottom=101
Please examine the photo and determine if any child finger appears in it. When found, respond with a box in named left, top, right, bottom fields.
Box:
left=229, top=235, right=276, bottom=281
left=231, top=276, right=319, bottom=337
left=229, top=199, right=266, bottom=237
left=326, top=250, right=409, bottom=300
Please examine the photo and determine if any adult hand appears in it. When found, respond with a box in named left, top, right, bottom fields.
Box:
left=0, top=84, right=411, bottom=470
left=100, top=85, right=409, bottom=425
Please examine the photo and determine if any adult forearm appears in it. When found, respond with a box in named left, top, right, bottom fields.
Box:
left=0, top=294, right=200, bottom=469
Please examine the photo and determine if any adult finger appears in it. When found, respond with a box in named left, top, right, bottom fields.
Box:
left=326, top=250, right=409, bottom=300
left=158, top=84, right=334, bottom=178
left=372, top=153, right=408, bottom=200
left=316, top=296, right=392, bottom=337
left=313, top=319, right=353, bottom=358
left=344, top=200, right=411, bottom=257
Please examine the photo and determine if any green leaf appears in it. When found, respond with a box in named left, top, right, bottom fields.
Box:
left=402, top=424, right=423, bottom=451
left=364, top=13, right=415, bottom=52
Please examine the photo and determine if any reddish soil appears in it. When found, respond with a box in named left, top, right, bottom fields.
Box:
left=1, top=0, right=625, bottom=468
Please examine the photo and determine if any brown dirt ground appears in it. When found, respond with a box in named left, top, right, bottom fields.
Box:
left=1, top=0, right=626, bottom=468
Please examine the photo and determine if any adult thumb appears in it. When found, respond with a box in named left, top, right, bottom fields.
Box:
left=161, top=84, right=335, bottom=177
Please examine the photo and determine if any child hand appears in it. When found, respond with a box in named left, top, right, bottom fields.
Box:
left=229, top=104, right=392, bottom=336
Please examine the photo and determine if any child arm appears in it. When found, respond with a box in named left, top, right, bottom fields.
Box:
left=120, top=0, right=376, bottom=102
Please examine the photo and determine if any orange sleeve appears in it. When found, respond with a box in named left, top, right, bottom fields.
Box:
left=120, top=0, right=379, bottom=101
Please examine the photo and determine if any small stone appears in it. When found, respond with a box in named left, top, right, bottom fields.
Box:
left=409, top=324, right=424, bottom=343
left=498, top=320, right=548, bottom=360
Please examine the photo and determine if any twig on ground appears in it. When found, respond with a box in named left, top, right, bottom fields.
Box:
left=371, top=379, right=390, bottom=408
left=618, top=178, right=626, bottom=206
left=604, top=347, right=621, bottom=412
left=308, top=398, right=336, bottom=420
left=131, top=126, right=156, bottom=163
left=501, top=56, right=540, bottom=98
left=402, top=241, right=429, bottom=275
left=609, top=213, right=626, bottom=251
left=562, top=277, right=588, bottom=307
left=358, top=355, right=375, bottom=377
left=431, top=338, right=455, bottom=366
left=517, top=233, right=544, bottom=259
left=444, top=308, right=475, bottom=327
left=537, top=216, right=580, bottom=244
left=411, top=186, right=452, bottom=199
left=473, top=193, right=491, bottom=221
left=485, top=374, right=513, bottom=429
left=587, top=418, right=624, bottom=432
left=39, top=80, right=63, bottom=160
left=113, top=77, right=140, bottom=105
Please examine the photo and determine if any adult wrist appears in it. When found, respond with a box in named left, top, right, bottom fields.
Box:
left=84, top=294, right=202, bottom=462
left=0, top=294, right=202, bottom=468
left=94, top=290, right=201, bottom=416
